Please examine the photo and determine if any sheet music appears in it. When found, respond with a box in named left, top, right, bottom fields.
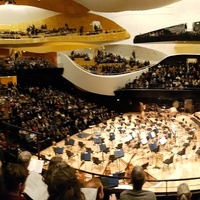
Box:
left=28, top=158, right=44, bottom=174
left=24, top=171, right=49, bottom=200
left=81, top=188, right=97, bottom=200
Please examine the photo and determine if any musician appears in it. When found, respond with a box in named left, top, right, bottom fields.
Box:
left=120, top=166, right=156, bottom=200
left=139, top=102, right=146, bottom=120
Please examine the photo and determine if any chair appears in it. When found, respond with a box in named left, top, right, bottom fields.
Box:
left=86, top=147, right=94, bottom=154
left=163, top=154, right=174, bottom=168
left=78, top=141, right=85, bottom=149
left=177, top=148, right=186, bottom=158
left=109, top=154, right=116, bottom=163
left=142, top=162, right=149, bottom=170
left=66, top=150, right=74, bottom=158
left=195, top=148, right=200, bottom=158
left=115, top=143, right=123, bottom=149
left=92, top=157, right=103, bottom=168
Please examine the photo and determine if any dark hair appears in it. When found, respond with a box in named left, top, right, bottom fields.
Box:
left=131, top=165, right=145, bottom=190
left=4, top=163, right=28, bottom=192
left=49, top=156, right=63, bottom=168
left=47, top=161, right=85, bottom=200
left=43, top=156, right=63, bottom=185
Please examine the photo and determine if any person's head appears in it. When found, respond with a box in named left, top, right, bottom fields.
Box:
left=43, top=156, right=63, bottom=185
left=3, top=163, right=28, bottom=195
left=17, top=151, right=32, bottom=169
left=49, top=156, right=63, bottom=168
left=47, top=161, right=84, bottom=200
left=83, top=177, right=104, bottom=200
left=131, top=165, right=145, bottom=190
left=177, top=183, right=192, bottom=200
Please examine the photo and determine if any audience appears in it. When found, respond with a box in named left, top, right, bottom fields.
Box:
left=0, top=163, right=28, bottom=200
left=125, top=56, right=200, bottom=90
left=17, top=151, right=32, bottom=170
left=46, top=161, right=85, bottom=200
left=120, top=165, right=157, bottom=200
left=177, top=183, right=192, bottom=200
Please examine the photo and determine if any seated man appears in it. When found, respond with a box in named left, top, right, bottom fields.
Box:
left=120, top=165, right=156, bottom=200
left=0, top=163, right=28, bottom=200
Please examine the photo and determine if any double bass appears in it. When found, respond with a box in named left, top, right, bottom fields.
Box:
left=124, top=152, right=136, bottom=183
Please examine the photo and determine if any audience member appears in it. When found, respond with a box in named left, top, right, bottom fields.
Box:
left=0, top=163, right=28, bottom=200
left=177, top=183, right=192, bottom=200
left=43, top=156, right=63, bottom=185
left=46, top=161, right=85, bottom=200
left=17, top=151, right=32, bottom=170
left=120, top=165, right=156, bottom=200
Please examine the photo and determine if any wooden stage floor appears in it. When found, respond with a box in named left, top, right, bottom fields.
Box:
left=37, top=110, right=200, bottom=193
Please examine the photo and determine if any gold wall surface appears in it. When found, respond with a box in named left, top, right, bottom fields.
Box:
left=0, top=0, right=130, bottom=53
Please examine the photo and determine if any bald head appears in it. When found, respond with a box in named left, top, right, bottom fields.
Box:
left=131, top=165, right=145, bottom=190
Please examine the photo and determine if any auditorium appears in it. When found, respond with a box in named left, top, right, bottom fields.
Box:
left=0, top=0, right=200, bottom=200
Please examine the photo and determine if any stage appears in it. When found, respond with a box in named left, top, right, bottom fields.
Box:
left=36, top=110, right=200, bottom=193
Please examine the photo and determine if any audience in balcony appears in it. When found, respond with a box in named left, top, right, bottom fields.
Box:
left=0, top=56, right=57, bottom=76
left=71, top=50, right=150, bottom=75
left=125, top=58, right=200, bottom=89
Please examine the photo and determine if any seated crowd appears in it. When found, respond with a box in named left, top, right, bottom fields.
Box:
left=0, top=150, right=193, bottom=200
left=0, top=83, right=116, bottom=154
left=125, top=57, right=200, bottom=89
left=0, top=56, right=57, bottom=76
left=0, top=22, right=124, bottom=40
left=72, top=50, right=150, bottom=75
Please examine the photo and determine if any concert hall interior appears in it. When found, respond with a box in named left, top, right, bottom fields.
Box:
left=1, top=0, right=200, bottom=200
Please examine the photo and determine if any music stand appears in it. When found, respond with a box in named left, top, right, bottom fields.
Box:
left=148, top=131, right=156, bottom=139
left=80, top=151, right=91, bottom=169
left=81, top=151, right=91, bottom=161
left=99, top=143, right=106, bottom=160
left=149, top=142, right=159, bottom=153
left=94, top=131, right=101, bottom=137
left=53, top=146, right=64, bottom=154
left=101, top=173, right=119, bottom=188
left=114, top=149, right=124, bottom=159
left=114, top=149, right=124, bottom=171
left=66, top=138, right=75, bottom=146
left=94, top=137, right=102, bottom=144
left=109, top=132, right=115, bottom=141
left=141, top=137, right=148, bottom=145
left=78, top=132, right=83, bottom=138
left=109, top=132, right=115, bottom=149
left=159, top=136, right=167, bottom=145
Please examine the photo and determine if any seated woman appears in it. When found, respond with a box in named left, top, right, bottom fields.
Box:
left=46, top=161, right=85, bottom=200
